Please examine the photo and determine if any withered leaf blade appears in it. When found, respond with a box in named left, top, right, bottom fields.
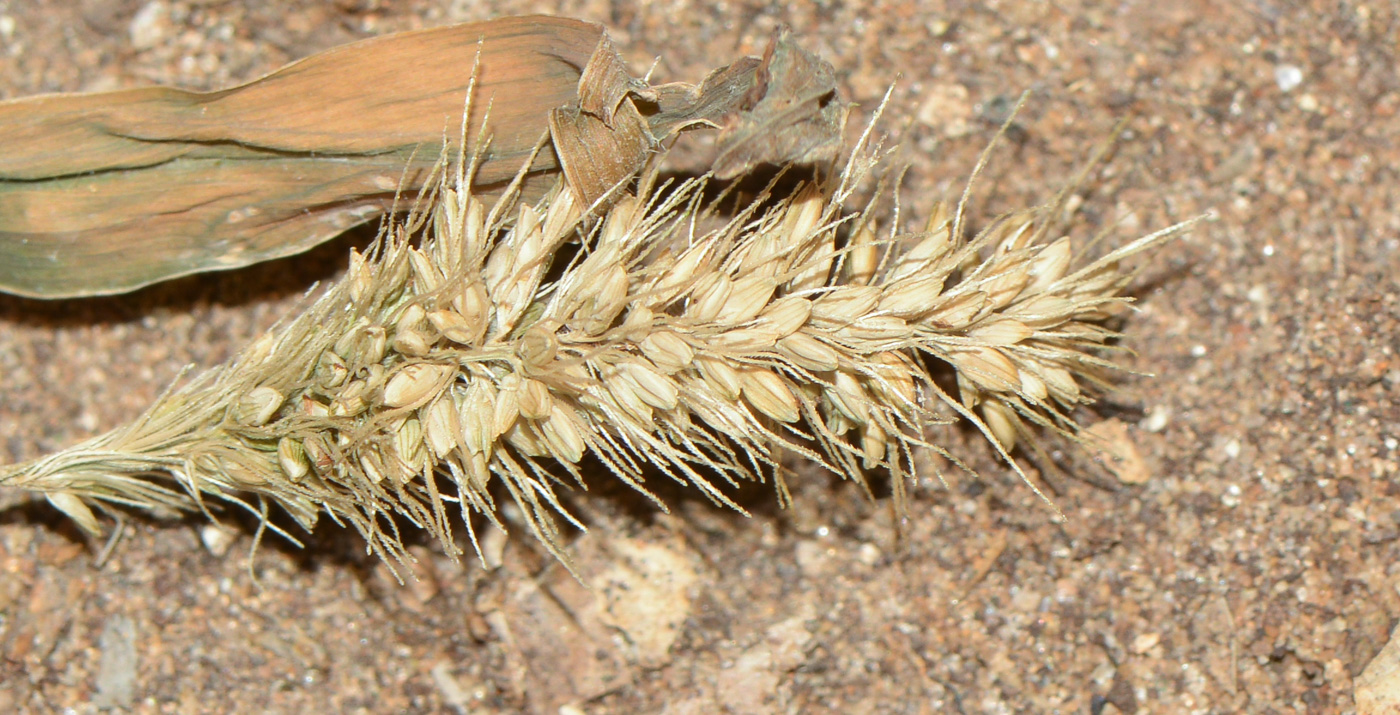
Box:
left=708, top=27, right=848, bottom=179
left=0, top=16, right=603, bottom=299
left=550, top=97, right=656, bottom=210
left=549, top=26, right=846, bottom=208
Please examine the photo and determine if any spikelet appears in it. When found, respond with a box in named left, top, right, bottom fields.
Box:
left=0, top=105, right=1197, bottom=575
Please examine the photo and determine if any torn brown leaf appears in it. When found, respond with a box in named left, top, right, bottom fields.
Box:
left=0, top=16, right=602, bottom=298
left=709, top=27, right=848, bottom=179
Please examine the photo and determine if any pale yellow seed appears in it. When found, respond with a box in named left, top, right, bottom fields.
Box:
left=1019, top=369, right=1049, bottom=402
left=395, top=417, right=427, bottom=480
left=360, top=363, right=387, bottom=392
left=925, top=201, right=951, bottom=234
left=812, top=285, right=881, bottom=323
left=740, top=366, right=800, bottom=423
left=950, top=347, right=1020, bottom=393
left=330, top=394, right=368, bottom=417
left=838, top=315, right=911, bottom=341
left=409, top=247, right=443, bottom=292
left=47, top=492, right=101, bottom=535
left=1007, top=294, right=1075, bottom=327
left=827, top=371, right=871, bottom=424
left=360, top=453, right=387, bottom=484
left=1024, top=236, right=1072, bottom=294
left=581, top=263, right=631, bottom=335
left=847, top=221, right=880, bottom=286
left=516, top=325, right=559, bottom=370
left=383, top=363, right=454, bottom=408
left=492, top=382, right=520, bottom=438
left=755, top=297, right=812, bottom=338
left=620, top=360, right=679, bottom=410
left=462, top=197, right=487, bottom=255
left=826, top=406, right=854, bottom=435
left=1038, top=363, right=1082, bottom=404
left=709, top=327, right=777, bottom=353
left=300, top=394, right=330, bottom=418
left=302, top=435, right=333, bottom=474
left=428, top=309, right=476, bottom=345
left=348, top=250, right=372, bottom=304
left=783, top=184, right=832, bottom=292
left=877, top=274, right=945, bottom=317
left=968, top=318, right=1033, bottom=347
left=504, top=422, right=546, bottom=457
left=981, top=401, right=1020, bottom=451
left=1069, top=270, right=1124, bottom=301
left=459, top=378, right=498, bottom=454
left=242, top=332, right=277, bottom=368
left=695, top=354, right=742, bottom=400
left=890, top=226, right=952, bottom=280
left=422, top=397, right=461, bottom=458
left=466, top=451, right=491, bottom=491
left=277, top=437, right=310, bottom=483
left=541, top=403, right=587, bottom=463
left=782, top=183, right=826, bottom=242
left=599, top=195, right=639, bottom=248
left=234, top=385, right=284, bottom=427
left=337, top=377, right=369, bottom=404
left=689, top=273, right=732, bottom=322
left=604, top=370, right=653, bottom=423
left=871, top=352, right=918, bottom=407
left=981, top=262, right=1032, bottom=309
left=619, top=305, right=654, bottom=342
left=393, top=304, right=433, bottom=357
left=776, top=333, right=839, bottom=372
left=639, top=330, right=694, bottom=372
left=315, top=350, right=349, bottom=389
left=362, top=326, right=388, bottom=364
left=860, top=419, right=888, bottom=469
left=517, top=377, right=554, bottom=420
left=393, top=329, right=433, bottom=358
left=431, top=188, right=463, bottom=267
left=652, top=242, right=711, bottom=303
left=452, top=281, right=491, bottom=341
left=991, top=218, right=1035, bottom=255
left=395, top=304, right=427, bottom=334
left=719, top=275, right=776, bottom=324
left=927, top=291, right=987, bottom=327
left=539, top=182, right=580, bottom=241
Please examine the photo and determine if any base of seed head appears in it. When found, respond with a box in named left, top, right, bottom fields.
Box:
left=0, top=103, right=1197, bottom=575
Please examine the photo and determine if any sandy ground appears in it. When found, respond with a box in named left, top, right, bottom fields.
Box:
left=1, top=1, right=1397, bottom=713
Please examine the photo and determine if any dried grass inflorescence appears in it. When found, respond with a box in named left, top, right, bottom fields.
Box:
left=0, top=107, right=1191, bottom=573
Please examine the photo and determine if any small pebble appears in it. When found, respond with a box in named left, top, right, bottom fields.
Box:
left=199, top=524, right=237, bottom=557
left=1129, top=632, right=1160, bottom=655
left=95, top=615, right=138, bottom=709
left=1274, top=64, right=1304, bottom=93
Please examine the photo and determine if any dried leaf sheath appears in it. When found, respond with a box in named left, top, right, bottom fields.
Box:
left=0, top=118, right=1192, bottom=570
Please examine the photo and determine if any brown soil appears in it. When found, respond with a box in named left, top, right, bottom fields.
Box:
left=2, top=1, right=1396, bottom=713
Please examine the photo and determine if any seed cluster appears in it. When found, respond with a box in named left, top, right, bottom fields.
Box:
left=2, top=124, right=1188, bottom=571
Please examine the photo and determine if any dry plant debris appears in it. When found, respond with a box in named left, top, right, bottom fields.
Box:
left=0, top=78, right=1194, bottom=575
left=0, top=17, right=840, bottom=299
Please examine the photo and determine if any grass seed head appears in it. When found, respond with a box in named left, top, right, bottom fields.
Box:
left=0, top=107, right=1198, bottom=574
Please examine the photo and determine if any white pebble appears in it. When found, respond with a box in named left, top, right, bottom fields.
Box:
left=1141, top=406, right=1171, bottom=433
left=1223, top=439, right=1241, bottom=459
left=857, top=542, right=882, bottom=566
left=129, top=2, right=168, bottom=50
left=199, top=524, right=237, bottom=557
left=1274, top=64, right=1304, bottom=93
